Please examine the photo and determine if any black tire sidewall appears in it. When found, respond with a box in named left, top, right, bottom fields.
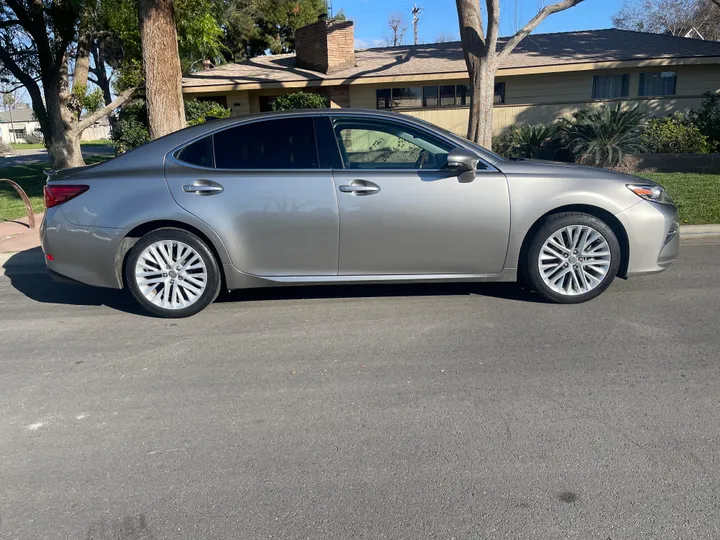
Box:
left=124, top=228, right=221, bottom=317
left=526, top=213, right=621, bottom=304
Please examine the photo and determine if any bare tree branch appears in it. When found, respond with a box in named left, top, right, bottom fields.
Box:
left=498, top=0, right=585, bottom=60
left=711, top=0, right=720, bottom=7
left=72, top=86, right=137, bottom=134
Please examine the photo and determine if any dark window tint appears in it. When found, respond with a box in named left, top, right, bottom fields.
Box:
left=592, top=74, right=629, bottom=99
left=213, top=117, right=319, bottom=169
left=639, top=72, right=676, bottom=97
left=176, top=136, right=213, bottom=167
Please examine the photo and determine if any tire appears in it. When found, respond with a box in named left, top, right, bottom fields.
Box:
left=523, top=212, right=621, bottom=304
left=124, top=228, right=222, bottom=317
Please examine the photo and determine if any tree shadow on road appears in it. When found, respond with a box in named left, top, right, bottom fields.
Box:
left=3, top=247, right=545, bottom=317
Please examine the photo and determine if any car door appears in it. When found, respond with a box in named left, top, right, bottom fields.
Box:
left=328, top=115, right=510, bottom=275
left=164, top=116, right=339, bottom=276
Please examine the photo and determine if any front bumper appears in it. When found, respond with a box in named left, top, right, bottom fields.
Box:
left=615, top=200, right=679, bottom=277
left=40, top=208, right=125, bottom=289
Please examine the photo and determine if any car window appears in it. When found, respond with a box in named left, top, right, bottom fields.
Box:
left=175, top=136, right=214, bottom=168
left=332, top=118, right=453, bottom=170
left=213, top=117, right=319, bottom=169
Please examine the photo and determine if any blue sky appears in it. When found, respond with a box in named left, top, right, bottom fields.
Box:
left=335, top=0, right=626, bottom=48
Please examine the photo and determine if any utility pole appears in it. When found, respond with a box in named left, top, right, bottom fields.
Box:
left=412, top=4, right=423, bottom=45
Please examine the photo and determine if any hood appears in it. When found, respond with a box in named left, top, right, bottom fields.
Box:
left=496, top=158, right=650, bottom=184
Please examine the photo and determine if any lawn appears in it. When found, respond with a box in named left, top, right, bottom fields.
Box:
left=1, top=162, right=719, bottom=225
left=640, top=173, right=720, bottom=225
left=10, top=140, right=112, bottom=151
left=0, top=156, right=110, bottom=221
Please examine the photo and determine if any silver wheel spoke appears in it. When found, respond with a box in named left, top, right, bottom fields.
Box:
left=538, top=224, right=611, bottom=296
left=135, top=240, right=207, bottom=310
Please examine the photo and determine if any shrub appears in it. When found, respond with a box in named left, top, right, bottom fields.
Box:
left=184, top=99, right=231, bottom=126
left=0, top=141, right=12, bottom=155
left=557, top=103, right=647, bottom=168
left=24, top=131, right=44, bottom=145
left=689, top=91, right=720, bottom=151
left=271, top=91, right=329, bottom=111
left=642, top=113, right=711, bottom=154
left=493, top=123, right=557, bottom=159
left=110, top=98, right=149, bottom=153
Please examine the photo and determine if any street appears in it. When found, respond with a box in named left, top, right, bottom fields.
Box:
left=1, top=242, right=719, bottom=539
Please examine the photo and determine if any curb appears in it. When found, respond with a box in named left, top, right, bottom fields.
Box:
left=2, top=225, right=719, bottom=278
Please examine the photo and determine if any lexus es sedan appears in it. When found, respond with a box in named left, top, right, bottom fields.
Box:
left=41, top=109, right=679, bottom=317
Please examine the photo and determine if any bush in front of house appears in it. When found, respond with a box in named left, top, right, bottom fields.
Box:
left=271, top=92, right=329, bottom=111
left=184, top=99, right=231, bottom=126
left=689, top=91, right=720, bottom=151
left=493, top=123, right=560, bottom=160
left=0, top=141, right=12, bottom=156
left=110, top=99, right=149, bottom=154
left=556, top=103, right=647, bottom=168
left=642, top=112, right=711, bottom=154
left=23, top=131, right=44, bottom=145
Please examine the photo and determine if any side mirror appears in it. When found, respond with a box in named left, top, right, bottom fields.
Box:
left=446, top=147, right=480, bottom=183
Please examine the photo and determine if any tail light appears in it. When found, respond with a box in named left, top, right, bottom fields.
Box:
left=44, top=184, right=89, bottom=209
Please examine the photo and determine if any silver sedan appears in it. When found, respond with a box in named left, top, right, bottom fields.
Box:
left=41, top=109, right=679, bottom=317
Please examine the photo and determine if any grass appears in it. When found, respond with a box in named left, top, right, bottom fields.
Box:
left=10, top=140, right=112, bottom=151
left=1, top=161, right=719, bottom=225
left=640, top=173, right=720, bottom=225
left=0, top=156, right=110, bottom=221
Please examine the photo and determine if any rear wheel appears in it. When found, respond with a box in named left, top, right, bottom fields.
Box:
left=124, top=228, right=221, bottom=317
left=524, top=212, right=621, bottom=304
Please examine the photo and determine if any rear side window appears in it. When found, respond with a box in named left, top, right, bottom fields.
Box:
left=176, top=136, right=213, bottom=167
left=213, top=117, right=319, bottom=169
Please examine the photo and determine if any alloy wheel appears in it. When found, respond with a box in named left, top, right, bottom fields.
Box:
left=538, top=225, right=612, bottom=296
left=134, top=240, right=208, bottom=310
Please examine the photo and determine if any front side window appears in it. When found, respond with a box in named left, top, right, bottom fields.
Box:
left=213, top=117, right=318, bottom=169
left=333, top=118, right=454, bottom=170
left=639, top=72, right=677, bottom=97
left=592, top=74, right=630, bottom=99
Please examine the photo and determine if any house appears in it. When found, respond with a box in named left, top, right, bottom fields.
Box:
left=182, top=19, right=720, bottom=137
left=0, top=105, right=110, bottom=143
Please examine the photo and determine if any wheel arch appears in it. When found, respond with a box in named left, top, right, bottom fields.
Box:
left=115, top=220, right=229, bottom=289
left=518, top=204, right=630, bottom=279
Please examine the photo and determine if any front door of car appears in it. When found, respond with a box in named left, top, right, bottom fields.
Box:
left=329, top=116, right=510, bottom=275
left=164, top=116, right=339, bottom=276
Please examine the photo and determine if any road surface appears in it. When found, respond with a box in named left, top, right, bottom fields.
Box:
left=1, top=243, right=719, bottom=539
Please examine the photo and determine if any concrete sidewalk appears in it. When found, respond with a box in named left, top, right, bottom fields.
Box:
left=0, top=213, right=42, bottom=254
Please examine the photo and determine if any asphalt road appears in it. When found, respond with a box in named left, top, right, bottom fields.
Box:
left=1, top=243, right=719, bottom=540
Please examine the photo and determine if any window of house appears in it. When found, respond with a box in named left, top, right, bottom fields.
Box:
left=639, top=72, right=677, bottom=97
left=213, top=117, right=318, bottom=169
left=376, top=82, right=505, bottom=110
left=332, top=118, right=453, bottom=170
left=592, top=74, right=630, bottom=99
left=439, top=85, right=456, bottom=106
left=391, top=87, right=423, bottom=109
left=423, top=86, right=438, bottom=107
left=13, top=128, right=26, bottom=138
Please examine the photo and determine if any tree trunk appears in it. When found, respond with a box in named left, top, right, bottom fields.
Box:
left=470, top=60, right=497, bottom=149
left=47, top=131, right=85, bottom=170
left=138, top=0, right=186, bottom=139
left=91, top=43, right=113, bottom=106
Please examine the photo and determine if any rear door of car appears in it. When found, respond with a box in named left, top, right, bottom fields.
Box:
left=164, top=116, right=339, bottom=276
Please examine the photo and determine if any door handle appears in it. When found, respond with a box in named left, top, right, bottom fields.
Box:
left=183, top=180, right=223, bottom=195
left=339, top=182, right=380, bottom=195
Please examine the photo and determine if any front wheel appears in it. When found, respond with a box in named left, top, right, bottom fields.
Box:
left=524, top=212, right=621, bottom=304
left=124, top=228, right=222, bottom=317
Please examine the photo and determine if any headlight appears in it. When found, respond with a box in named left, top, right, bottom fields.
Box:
left=626, top=184, right=674, bottom=205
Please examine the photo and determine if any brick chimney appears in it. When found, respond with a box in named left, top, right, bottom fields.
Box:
left=295, top=19, right=356, bottom=74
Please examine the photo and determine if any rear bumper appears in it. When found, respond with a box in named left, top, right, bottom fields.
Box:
left=40, top=208, right=125, bottom=289
left=615, top=200, right=679, bottom=277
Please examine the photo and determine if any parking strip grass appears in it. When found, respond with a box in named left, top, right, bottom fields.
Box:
left=1, top=161, right=719, bottom=225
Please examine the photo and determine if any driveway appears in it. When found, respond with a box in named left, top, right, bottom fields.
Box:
left=0, top=145, right=114, bottom=167
left=1, top=242, right=719, bottom=539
